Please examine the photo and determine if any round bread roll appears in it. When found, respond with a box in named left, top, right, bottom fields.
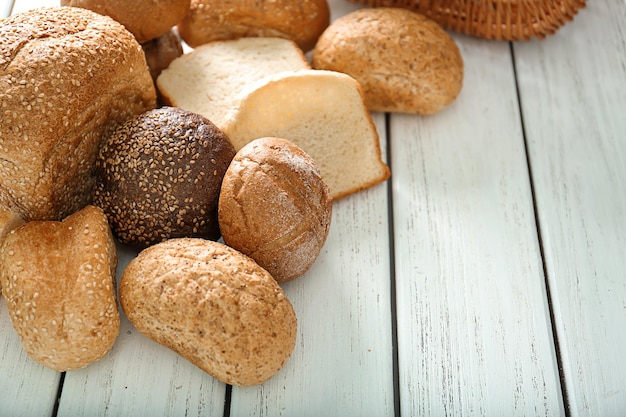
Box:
left=120, top=238, right=297, bottom=386
left=312, top=7, right=464, bottom=115
left=0, top=205, right=119, bottom=371
left=178, top=0, right=330, bottom=52
left=219, top=137, right=332, bottom=283
left=93, top=107, right=236, bottom=249
left=142, top=28, right=184, bottom=84
left=0, top=7, right=156, bottom=222
left=62, top=0, right=191, bottom=43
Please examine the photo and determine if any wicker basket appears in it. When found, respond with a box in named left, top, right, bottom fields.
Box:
left=347, top=0, right=587, bottom=41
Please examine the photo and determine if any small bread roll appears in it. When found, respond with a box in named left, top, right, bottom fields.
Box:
left=312, top=8, right=464, bottom=115
left=142, top=28, right=184, bottom=84
left=93, top=107, right=236, bottom=249
left=0, top=211, right=24, bottom=293
left=62, top=0, right=191, bottom=43
left=219, top=137, right=332, bottom=283
left=0, top=206, right=119, bottom=371
left=178, top=0, right=330, bottom=52
left=120, top=238, right=297, bottom=386
left=0, top=7, right=156, bottom=222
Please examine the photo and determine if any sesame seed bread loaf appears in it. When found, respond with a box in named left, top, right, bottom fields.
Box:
left=0, top=211, right=24, bottom=294
left=0, top=205, right=119, bottom=372
left=312, top=8, right=464, bottom=115
left=120, top=238, right=297, bottom=386
left=223, top=70, right=391, bottom=200
left=0, top=7, right=156, bottom=222
left=61, top=0, right=191, bottom=43
left=219, top=137, right=332, bottom=283
left=93, top=107, right=236, bottom=249
left=177, top=0, right=330, bottom=52
left=156, top=37, right=311, bottom=131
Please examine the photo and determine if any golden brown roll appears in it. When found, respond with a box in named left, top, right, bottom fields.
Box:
left=120, top=238, right=297, bottom=386
left=312, top=7, right=464, bottom=115
left=0, top=7, right=156, bottom=222
left=219, top=137, right=332, bottom=283
left=0, top=205, right=119, bottom=371
left=93, top=107, right=236, bottom=249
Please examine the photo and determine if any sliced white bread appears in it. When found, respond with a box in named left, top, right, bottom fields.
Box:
left=223, top=70, right=391, bottom=200
left=156, top=37, right=311, bottom=131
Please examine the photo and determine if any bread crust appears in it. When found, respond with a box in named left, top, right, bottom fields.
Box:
left=0, top=7, right=156, bottom=222
left=0, top=205, right=120, bottom=371
left=142, top=28, right=184, bottom=84
left=120, top=238, right=297, bottom=386
left=219, top=137, right=332, bottom=282
left=312, top=7, right=464, bottom=115
left=62, top=0, right=191, bottom=43
left=93, top=107, right=236, bottom=249
left=178, top=0, right=330, bottom=52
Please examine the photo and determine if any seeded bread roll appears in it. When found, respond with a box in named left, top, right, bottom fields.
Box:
left=93, top=107, right=236, bottom=249
left=0, top=211, right=24, bottom=293
left=178, top=0, right=330, bottom=52
left=0, top=205, right=119, bottom=371
left=62, top=0, right=191, bottom=43
left=0, top=7, right=156, bottom=222
left=312, top=7, right=464, bottom=115
left=219, top=137, right=332, bottom=283
left=120, top=238, right=297, bottom=386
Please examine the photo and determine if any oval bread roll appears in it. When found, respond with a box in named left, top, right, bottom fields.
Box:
left=312, top=7, right=464, bottom=115
left=0, top=205, right=120, bottom=372
left=219, top=137, right=332, bottom=283
left=178, top=0, right=330, bottom=52
left=120, top=238, right=298, bottom=386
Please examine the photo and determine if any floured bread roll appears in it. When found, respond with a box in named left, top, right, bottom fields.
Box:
left=219, top=137, right=332, bottom=283
left=0, top=205, right=120, bottom=371
left=120, top=238, right=297, bottom=386
left=0, top=7, right=156, bottom=222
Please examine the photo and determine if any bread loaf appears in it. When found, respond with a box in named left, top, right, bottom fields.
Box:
left=142, top=28, right=184, bottom=84
left=223, top=70, right=391, bottom=200
left=178, top=0, right=330, bottom=52
left=61, top=0, right=191, bottom=43
left=0, top=7, right=156, bottom=222
left=120, top=238, right=297, bottom=386
left=0, top=211, right=24, bottom=293
left=93, top=107, right=236, bottom=249
left=0, top=205, right=119, bottom=371
left=219, top=137, right=332, bottom=283
left=312, top=7, right=464, bottom=115
left=156, top=37, right=311, bottom=132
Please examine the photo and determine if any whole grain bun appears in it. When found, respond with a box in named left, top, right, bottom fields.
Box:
left=93, top=107, right=236, bottom=249
left=62, top=0, right=191, bottom=43
left=0, top=7, right=156, bottom=222
left=142, top=28, right=184, bottom=84
left=0, top=205, right=119, bottom=372
left=312, top=7, right=464, bottom=115
left=120, top=238, right=297, bottom=386
left=178, top=0, right=330, bottom=52
left=219, top=137, right=332, bottom=283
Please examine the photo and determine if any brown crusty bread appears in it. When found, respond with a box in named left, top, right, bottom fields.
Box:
left=156, top=37, right=311, bottom=132
left=61, top=0, right=191, bottom=43
left=93, top=107, right=236, bottom=249
left=0, top=210, right=24, bottom=293
left=178, top=0, right=330, bottom=52
left=0, top=205, right=120, bottom=372
left=223, top=70, right=391, bottom=200
left=142, top=28, right=184, bottom=84
left=0, top=7, right=156, bottom=222
left=312, top=7, right=464, bottom=115
left=219, top=137, right=332, bottom=283
left=120, top=238, right=297, bottom=386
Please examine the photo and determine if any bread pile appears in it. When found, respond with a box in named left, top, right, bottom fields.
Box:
left=1, top=0, right=465, bottom=385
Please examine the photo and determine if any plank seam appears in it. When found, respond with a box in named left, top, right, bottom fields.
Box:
left=52, top=372, right=65, bottom=417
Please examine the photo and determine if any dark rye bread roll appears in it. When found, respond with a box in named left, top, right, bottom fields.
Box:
left=219, top=137, right=332, bottom=283
left=0, top=7, right=156, bottom=222
left=120, top=238, right=297, bottom=386
left=93, top=107, right=236, bottom=249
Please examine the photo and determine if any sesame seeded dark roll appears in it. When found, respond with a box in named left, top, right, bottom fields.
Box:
left=93, top=107, right=236, bottom=249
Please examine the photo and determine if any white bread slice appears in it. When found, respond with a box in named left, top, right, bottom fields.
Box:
left=156, top=37, right=311, bottom=131
left=223, top=70, right=390, bottom=200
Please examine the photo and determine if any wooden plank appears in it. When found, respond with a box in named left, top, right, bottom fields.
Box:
left=1, top=0, right=14, bottom=17
left=390, top=35, right=565, bottom=416
left=229, top=113, right=395, bottom=417
left=513, top=1, right=626, bottom=415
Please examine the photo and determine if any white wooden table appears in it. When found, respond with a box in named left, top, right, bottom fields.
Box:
left=2, top=0, right=625, bottom=416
